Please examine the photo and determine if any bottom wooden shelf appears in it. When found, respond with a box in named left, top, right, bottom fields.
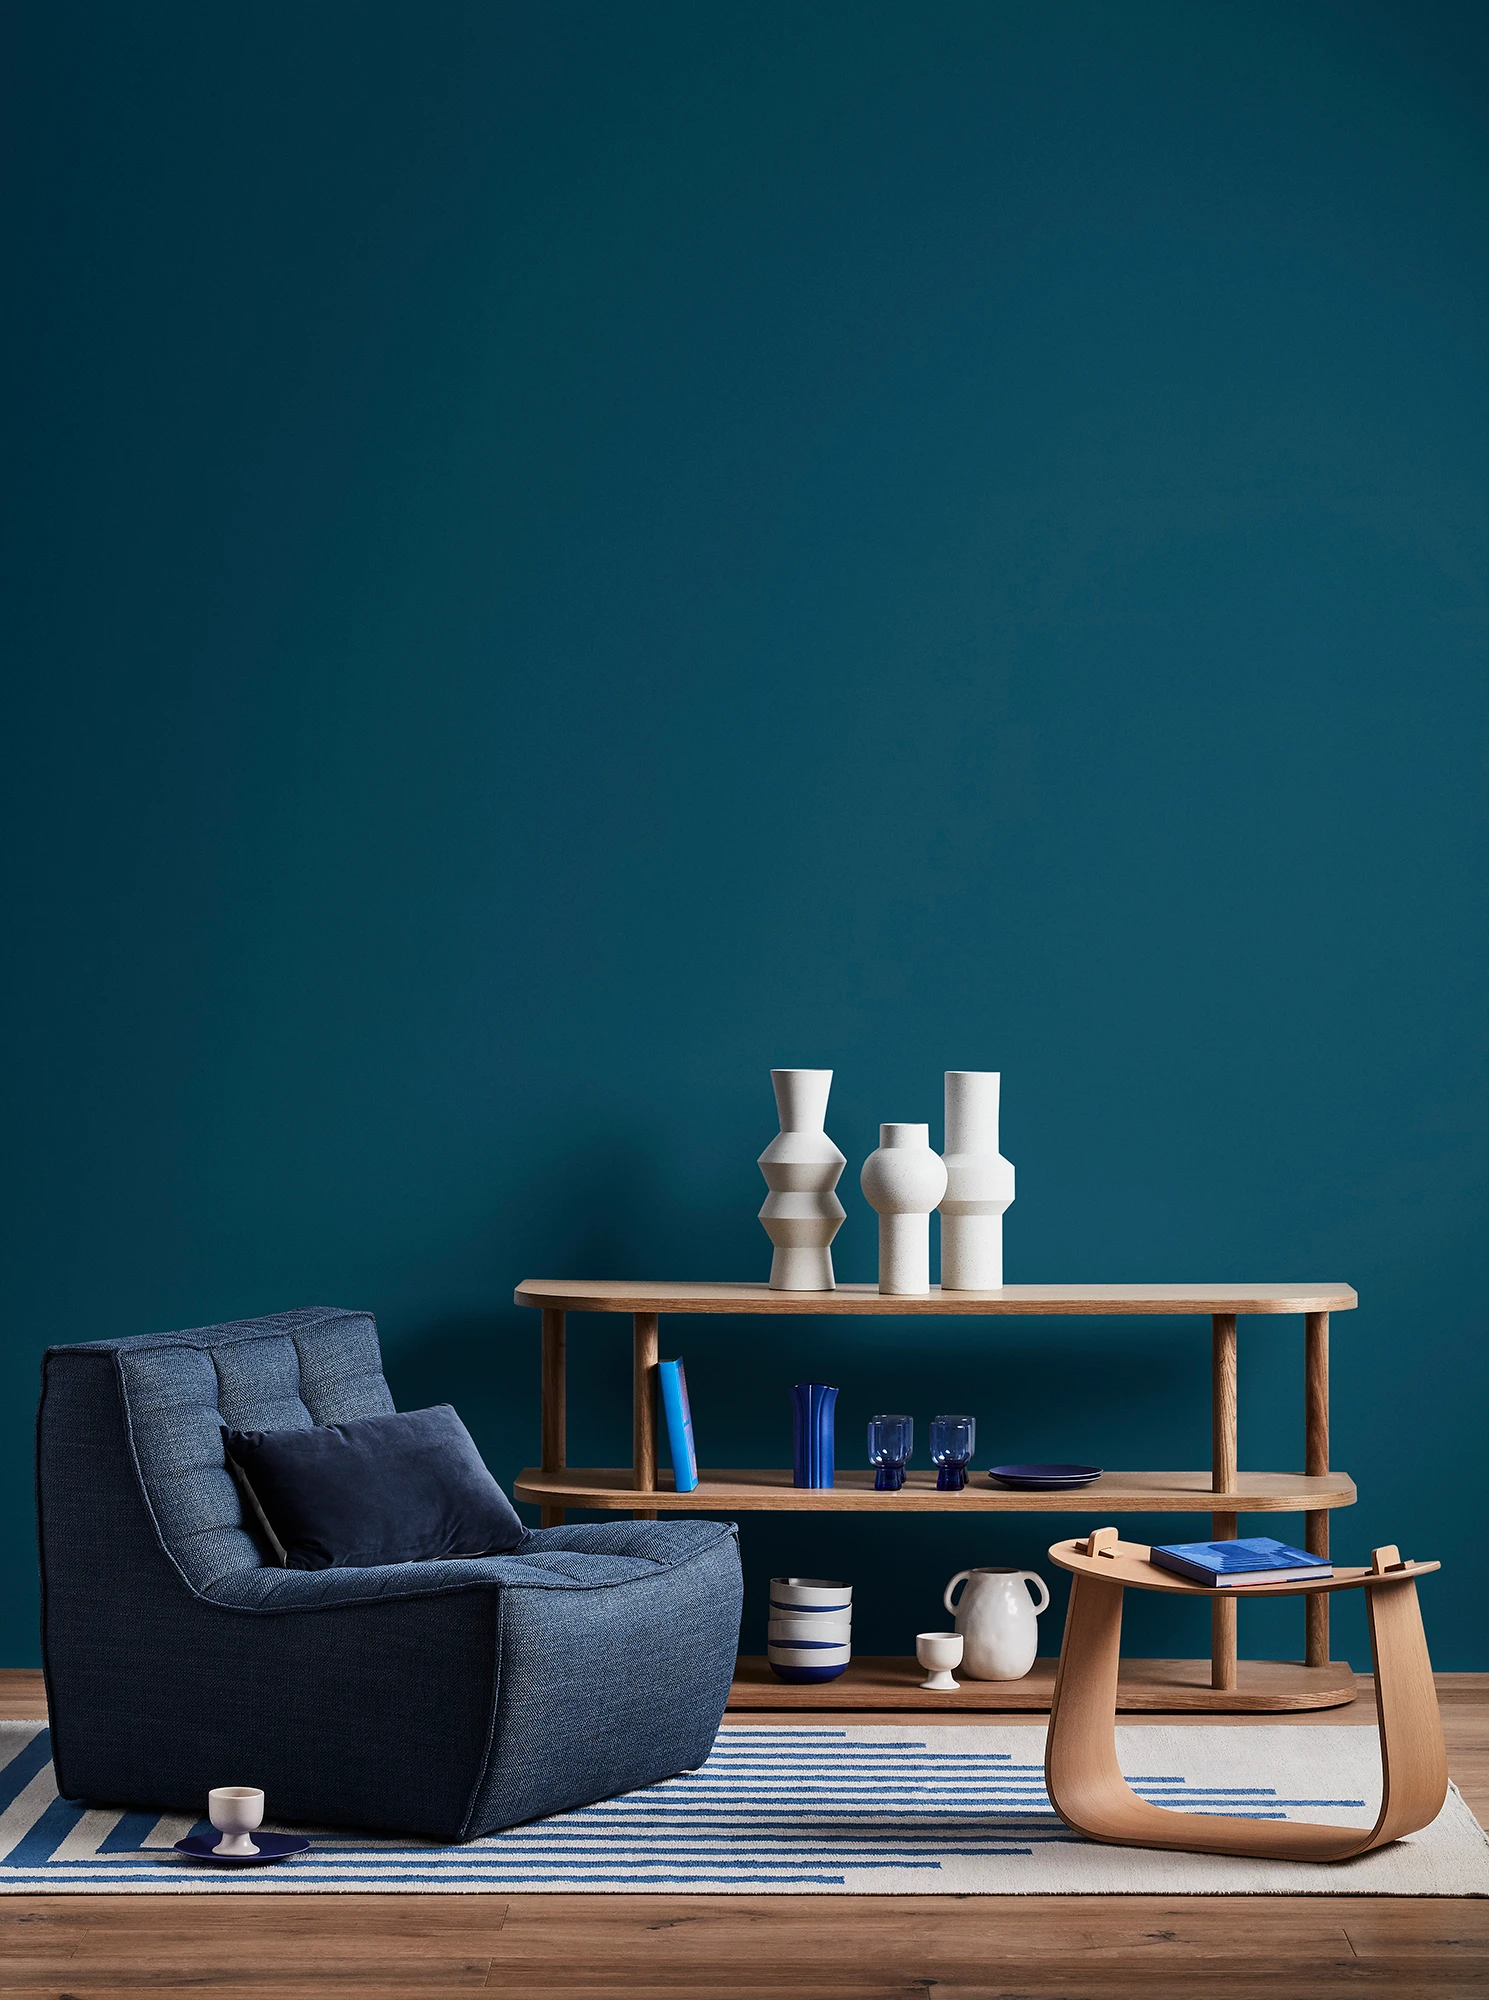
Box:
left=728, top=1654, right=1358, bottom=1714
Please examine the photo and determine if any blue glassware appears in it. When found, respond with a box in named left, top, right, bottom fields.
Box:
left=791, top=1383, right=838, bottom=1488
left=867, top=1413, right=913, bottom=1491
left=930, top=1413, right=976, bottom=1490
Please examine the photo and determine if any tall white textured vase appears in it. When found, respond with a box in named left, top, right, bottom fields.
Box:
left=758, top=1069, right=846, bottom=1291
left=939, top=1071, right=1015, bottom=1290
left=860, top=1124, right=948, bottom=1296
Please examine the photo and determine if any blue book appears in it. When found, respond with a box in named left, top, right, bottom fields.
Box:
left=1150, top=1537, right=1332, bottom=1587
left=658, top=1358, right=699, bottom=1493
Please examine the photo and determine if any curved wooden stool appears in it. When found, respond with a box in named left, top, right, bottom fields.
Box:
left=1045, top=1528, right=1446, bottom=1860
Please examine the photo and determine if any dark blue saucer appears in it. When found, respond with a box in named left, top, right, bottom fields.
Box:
left=174, top=1831, right=311, bottom=1865
left=987, top=1463, right=1102, bottom=1489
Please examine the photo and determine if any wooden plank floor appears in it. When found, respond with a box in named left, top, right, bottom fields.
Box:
left=4, top=1668, right=1487, bottom=1998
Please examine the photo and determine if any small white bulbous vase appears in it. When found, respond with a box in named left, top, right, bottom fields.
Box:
left=859, top=1123, right=948, bottom=1295
left=939, top=1071, right=1015, bottom=1289
left=758, top=1069, right=846, bottom=1291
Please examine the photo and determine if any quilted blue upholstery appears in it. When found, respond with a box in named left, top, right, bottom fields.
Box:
left=37, top=1312, right=742, bottom=1839
left=103, top=1311, right=395, bottom=1592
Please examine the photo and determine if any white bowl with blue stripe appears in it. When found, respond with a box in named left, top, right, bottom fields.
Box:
left=768, top=1614, right=851, bottom=1645
left=766, top=1642, right=852, bottom=1671
left=769, top=1575, right=852, bottom=1612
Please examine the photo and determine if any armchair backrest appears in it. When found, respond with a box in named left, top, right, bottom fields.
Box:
left=39, top=1309, right=395, bottom=1595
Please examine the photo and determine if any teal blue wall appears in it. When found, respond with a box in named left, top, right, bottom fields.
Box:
left=6, top=2, right=1487, bottom=1671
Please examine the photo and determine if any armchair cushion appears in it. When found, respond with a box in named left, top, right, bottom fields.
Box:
left=223, top=1404, right=524, bottom=1569
left=202, top=1515, right=733, bottom=1611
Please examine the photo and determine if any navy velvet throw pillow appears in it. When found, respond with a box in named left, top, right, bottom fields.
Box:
left=223, top=1405, right=526, bottom=1570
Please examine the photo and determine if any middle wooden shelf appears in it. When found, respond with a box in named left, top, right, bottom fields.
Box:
left=514, top=1465, right=1358, bottom=1513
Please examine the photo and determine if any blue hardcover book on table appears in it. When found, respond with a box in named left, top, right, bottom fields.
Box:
left=1150, top=1536, right=1332, bottom=1587
left=658, top=1358, right=699, bottom=1493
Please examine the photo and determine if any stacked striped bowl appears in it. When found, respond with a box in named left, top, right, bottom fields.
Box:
left=767, top=1575, right=852, bottom=1682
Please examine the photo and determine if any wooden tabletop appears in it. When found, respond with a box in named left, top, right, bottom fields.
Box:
left=514, top=1280, right=1357, bottom=1316
left=1048, top=1534, right=1439, bottom=1597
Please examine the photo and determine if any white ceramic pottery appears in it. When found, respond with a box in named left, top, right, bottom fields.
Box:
left=767, top=1642, right=852, bottom=1669
left=769, top=1575, right=852, bottom=1611
left=768, top=1615, right=852, bottom=1644
left=758, top=1070, right=847, bottom=1290
left=208, top=1786, right=265, bottom=1857
left=942, top=1567, right=1051, bottom=1680
left=938, top=1071, right=1016, bottom=1289
left=860, top=1123, right=948, bottom=1294
left=916, top=1630, right=964, bottom=1690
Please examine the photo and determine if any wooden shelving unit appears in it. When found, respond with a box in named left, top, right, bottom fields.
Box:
left=513, top=1278, right=1359, bottom=1713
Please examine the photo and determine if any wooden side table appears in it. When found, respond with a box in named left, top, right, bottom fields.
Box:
left=514, top=1279, right=1359, bottom=1713
left=1045, top=1528, right=1447, bottom=1859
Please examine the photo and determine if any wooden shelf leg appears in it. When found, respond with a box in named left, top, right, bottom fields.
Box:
left=1211, top=1312, right=1238, bottom=1692
left=1305, top=1310, right=1330, bottom=1668
left=633, top=1311, right=659, bottom=1521
left=539, top=1308, right=566, bottom=1529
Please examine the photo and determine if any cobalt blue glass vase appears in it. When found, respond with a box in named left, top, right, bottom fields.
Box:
left=791, top=1382, right=838, bottom=1489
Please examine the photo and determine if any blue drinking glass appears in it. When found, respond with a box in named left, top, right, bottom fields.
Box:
left=930, top=1414, right=976, bottom=1490
left=868, top=1414, right=913, bottom=1491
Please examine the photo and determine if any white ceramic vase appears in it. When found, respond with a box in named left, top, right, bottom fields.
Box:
left=758, top=1070, right=846, bottom=1291
left=938, top=1071, right=1015, bottom=1289
left=943, top=1567, right=1050, bottom=1680
left=859, top=1123, right=948, bottom=1295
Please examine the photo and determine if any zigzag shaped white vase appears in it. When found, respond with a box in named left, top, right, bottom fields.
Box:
left=758, top=1069, right=846, bottom=1291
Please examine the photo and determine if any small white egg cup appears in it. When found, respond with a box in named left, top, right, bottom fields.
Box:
left=916, top=1630, right=964, bottom=1690
left=209, top=1786, right=265, bottom=1856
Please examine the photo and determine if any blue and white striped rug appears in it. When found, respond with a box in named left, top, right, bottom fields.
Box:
left=3, top=1722, right=1485, bottom=1894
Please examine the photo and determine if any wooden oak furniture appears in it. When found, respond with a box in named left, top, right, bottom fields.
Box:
left=1046, top=1528, right=1447, bottom=1859
left=514, top=1279, right=1358, bottom=1713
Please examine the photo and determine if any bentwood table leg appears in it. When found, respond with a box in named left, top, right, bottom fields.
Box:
left=1305, top=1311, right=1330, bottom=1668
left=632, top=1311, right=659, bottom=1521
left=540, top=1308, right=566, bottom=1529
left=1211, top=1313, right=1238, bottom=1691
left=1045, top=1535, right=1445, bottom=1859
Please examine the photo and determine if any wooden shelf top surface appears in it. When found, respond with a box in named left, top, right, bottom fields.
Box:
left=515, top=1279, right=1356, bottom=1316
left=727, top=1654, right=1358, bottom=1712
left=514, top=1466, right=1358, bottom=1514
left=1048, top=1534, right=1438, bottom=1597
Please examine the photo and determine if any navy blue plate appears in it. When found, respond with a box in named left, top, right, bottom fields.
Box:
left=987, top=1463, right=1102, bottom=1489
left=174, top=1831, right=311, bottom=1865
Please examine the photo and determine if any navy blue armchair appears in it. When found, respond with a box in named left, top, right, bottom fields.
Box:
left=36, top=1309, right=742, bottom=1840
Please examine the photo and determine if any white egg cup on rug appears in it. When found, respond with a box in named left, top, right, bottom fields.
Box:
left=860, top=1123, right=948, bottom=1295
left=209, top=1787, right=264, bottom=1857
left=938, top=1071, right=1015, bottom=1290
left=758, top=1069, right=846, bottom=1291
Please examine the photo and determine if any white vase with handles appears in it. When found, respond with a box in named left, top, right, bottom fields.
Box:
left=758, top=1070, right=846, bottom=1291
left=860, top=1123, right=948, bottom=1295
left=942, top=1566, right=1051, bottom=1680
left=938, top=1071, right=1015, bottom=1289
